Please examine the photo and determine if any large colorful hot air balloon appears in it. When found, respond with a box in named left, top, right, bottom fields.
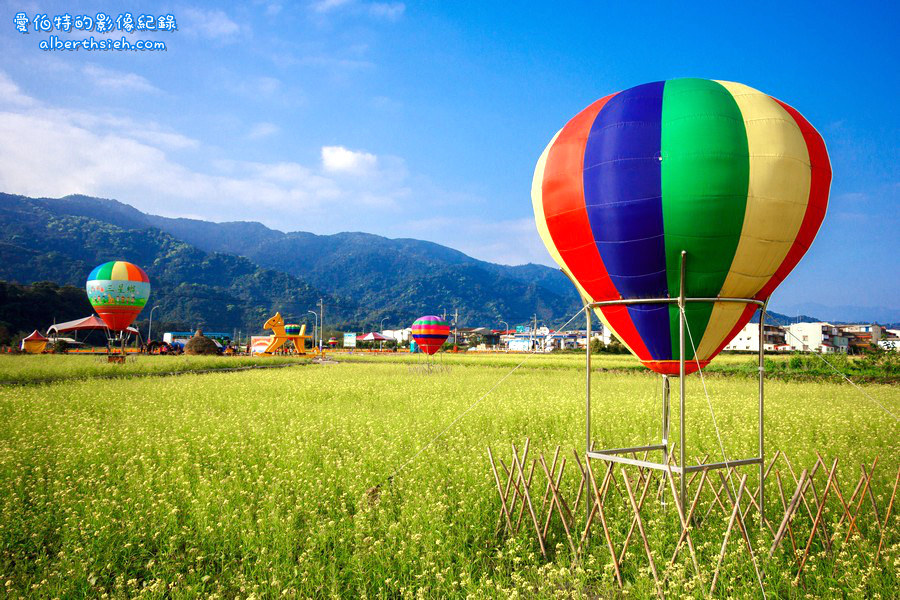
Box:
left=85, top=261, right=151, bottom=331
left=533, top=79, right=830, bottom=375
left=411, top=315, right=450, bottom=355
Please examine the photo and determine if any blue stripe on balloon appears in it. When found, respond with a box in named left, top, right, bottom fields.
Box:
left=582, top=80, right=672, bottom=360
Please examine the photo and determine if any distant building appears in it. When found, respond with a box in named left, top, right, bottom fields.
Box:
left=838, top=324, right=883, bottom=352
left=382, top=328, right=411, bottom=343
left=785, top=322, right=844, bottom=353
left=723, top=322, right=788, bottom=352
left=456, top=327, right=492, bottom=346
left=878, top=329, right=900, bottom=352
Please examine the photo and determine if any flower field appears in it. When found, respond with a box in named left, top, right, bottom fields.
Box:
left=0, top=355, right=309, bottom=385
left=0, top=354, right=897, bottom=598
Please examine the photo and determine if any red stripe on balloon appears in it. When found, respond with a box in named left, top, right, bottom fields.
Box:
left=707, top=97, right=831, bottom=361
left=540, top=93, right=652, bottom=360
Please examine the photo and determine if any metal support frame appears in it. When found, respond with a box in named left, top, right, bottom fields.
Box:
left=585, top=251, right=769, bottom=532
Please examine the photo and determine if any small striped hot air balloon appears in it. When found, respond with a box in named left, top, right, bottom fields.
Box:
left=532, top=79, right=831, bottom=375
left=411, top=315, right=450, bottom=356
left=85, top=261, right=151, bottom=331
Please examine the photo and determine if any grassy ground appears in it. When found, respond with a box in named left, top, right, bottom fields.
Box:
left=0, top=354, right=897, bottom=598
left=338, top=350, right=900, bottom=383
left=0, top=354, right=309, bottom=385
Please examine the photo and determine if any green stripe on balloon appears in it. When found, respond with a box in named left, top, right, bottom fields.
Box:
left=661, top=79, right=749, bottom=360
left=97, top=261, right=115, bottom=281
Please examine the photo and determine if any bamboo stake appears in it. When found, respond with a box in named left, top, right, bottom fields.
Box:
left=617, top=463, right=654, bottom=566
left=512, top=443, right=545, bottom=557
left=796, top=458, right=838, bottom=582
left=622, top=468, right=663, bottom=599
left=670, top=469, right=707, bottom=569
left=770, top=469, right=809, bottom=558
left=874, top=464, right=900, bottom=564
left=835, top=472, right=866, bottom=531
left=510, top=438, right=531, bottom=528
left=775, top=470, right=799, bottom=562
left=783, top=453, right=822, bottom=527
left=804, top=459, right=833, bottom=553
left=514, top=460, right=537, bottom=534
left=815, top=451, right=856, bottom=541
left=488, top=447, right=513, bottom=532
left=571, top=449, right=587, bottom=516
left=744, top=450, right=781, bottom=520
left=539, top=446, right=561, bottom=518
left=571, top=441, right=597, bottom=519
left=540, top=454, right=576, bottom=555
left=496, top=457, right=516, bottom=532
left=704, top=474, right=730, bottom=519
left=585, top=458, right=623, bottom=587
left=711, top=474, right=747, bottom=596
left=862, top=463, right=883, bottom=535
left=717, top=471, right=754, bottom=555
left=543, top=456, right=569, bottom=538
left=843, top=458, right=878, bottom=545
left=578, top=460, right=613, bottom=555
left=665, top=462, right=700, bottom=578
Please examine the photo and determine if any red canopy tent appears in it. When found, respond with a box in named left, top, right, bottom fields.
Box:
left=20, top=330, right=49, bottom=353
left=47, top=315, right=138, bottom=336
left=357, top=332, right=390, bottom=341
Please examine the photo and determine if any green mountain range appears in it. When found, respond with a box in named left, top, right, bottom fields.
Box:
left=0, top=193, right=582, bottom=335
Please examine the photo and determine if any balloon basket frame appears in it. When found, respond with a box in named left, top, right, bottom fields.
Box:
left=583, top=250, right=770, bottom=533
left=407, top=351, right=450, bottom=375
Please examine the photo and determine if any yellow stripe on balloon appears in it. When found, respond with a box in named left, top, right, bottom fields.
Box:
left=531, top=129, right=638, bottom=356
left=697, top=81, right=812, bottom=358
left=110, top=261, right=131, bottom=281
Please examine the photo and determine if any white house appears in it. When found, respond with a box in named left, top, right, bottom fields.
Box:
left=785, top=322, right=845, bottom=353
left=878, top=329, right=900, bottom=352
left=382, top=328, right=411, bottom=343
left=723, top=322, right=788, bottom=352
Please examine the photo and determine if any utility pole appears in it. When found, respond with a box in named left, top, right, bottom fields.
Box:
left=454, top=308, right=459, bottom=348
left=531, top=314, right=537, bottom=351
left=321, top=299, right=325, bottom=352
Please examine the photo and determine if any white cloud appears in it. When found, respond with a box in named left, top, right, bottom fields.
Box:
left=398, top=217, right=551, bottom=267
left=313, top=0, right=354, bottom=12
left=181, top=8, right=242, bottom=41
left=833, top=191, right=868, bottom=204
left=82, top=64, right=159, bottom=94
left=255, top=76, right=282, bottom=96
left=247, top=122, right=280, bottom=139
left=0, top=71, right=410, bottom=232
left=0, top=71, right=547, bottom=266
left=223, top=74, right=290, bottom=102
left=312, top=0, right=405, bottom=20
left=0, top=71, right=35, bottom=107
left=321, top=145, right=377, bottom=174
left=368, top=2, right=405, bottom=20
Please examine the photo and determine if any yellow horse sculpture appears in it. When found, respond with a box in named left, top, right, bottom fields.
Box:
left=262, top=312, right=311, bottom=355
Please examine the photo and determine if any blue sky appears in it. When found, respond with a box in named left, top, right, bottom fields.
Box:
left=0, top=1, right=897, bottom=313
